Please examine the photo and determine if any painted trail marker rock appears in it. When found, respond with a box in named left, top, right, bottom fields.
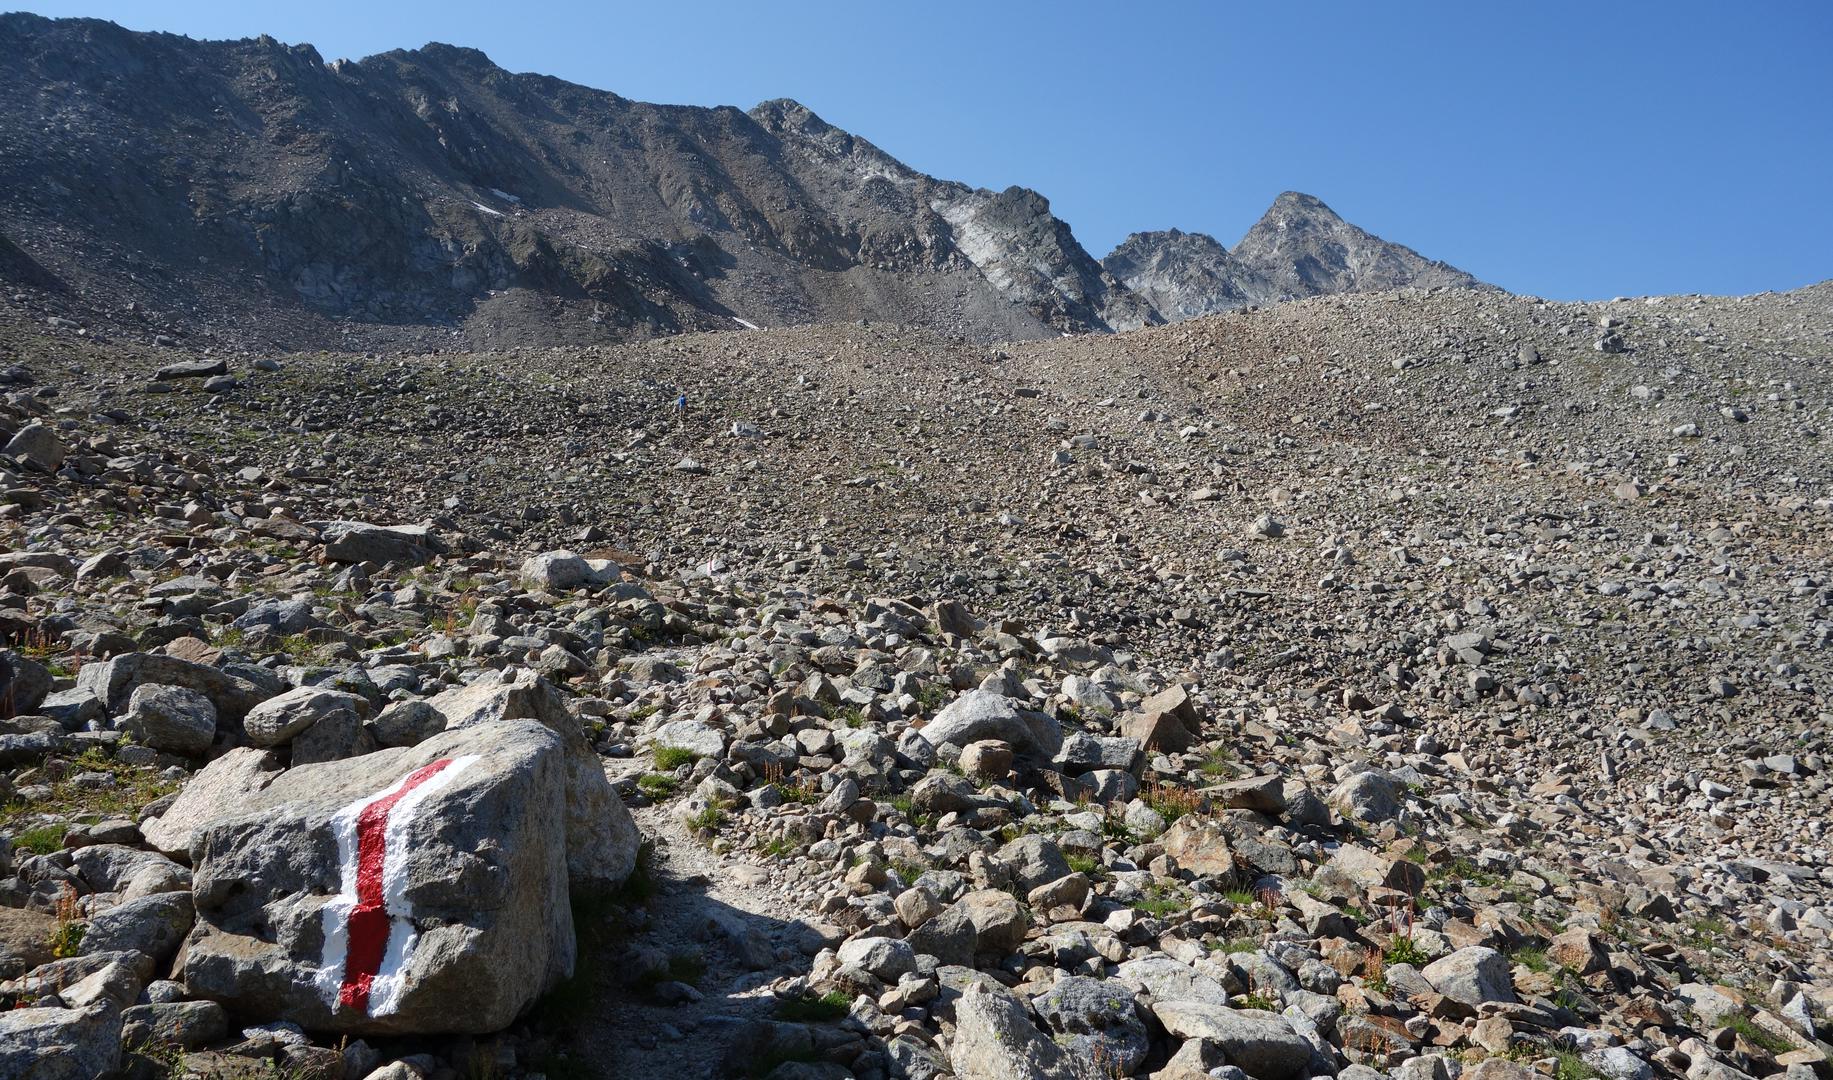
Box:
left=178, top=719, right=575, bottom=1034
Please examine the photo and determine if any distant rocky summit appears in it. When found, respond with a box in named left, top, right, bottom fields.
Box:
left=1105, top=192, right=1485, bottom=322
left=0, top=15, right=1477, bottom=352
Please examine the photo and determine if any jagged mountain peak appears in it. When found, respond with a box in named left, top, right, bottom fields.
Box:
left=1104, top=191, right=1484, bottom=322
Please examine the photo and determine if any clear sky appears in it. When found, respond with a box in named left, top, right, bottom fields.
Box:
left=10, top=1, right=1833, bottom=300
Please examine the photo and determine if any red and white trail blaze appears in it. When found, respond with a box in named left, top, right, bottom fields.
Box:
left=315, top=754, right=478, bottom=1016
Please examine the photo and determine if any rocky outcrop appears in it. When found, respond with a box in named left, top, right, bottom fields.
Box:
left=1104, top=192, right=1484, bottom=321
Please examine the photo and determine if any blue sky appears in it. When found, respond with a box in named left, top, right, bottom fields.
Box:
left=11, top=1, right=1833, bottom=300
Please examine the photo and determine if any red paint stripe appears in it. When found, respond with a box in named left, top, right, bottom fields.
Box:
left=338, top=758, right=455, bottom=1013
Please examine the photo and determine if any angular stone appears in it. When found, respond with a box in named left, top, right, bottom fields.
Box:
left=1160, top=816, right=1241, bottom=886
left=77, top=652, right=270, bottom=722
left=320, top=521, right=443, bottom=567
left=949, top=981, right=1103, bottom=1080
left=121, top=684, right=217, bottom=756
left=427, top=670, right=638, bottom=889
left=1150, top=1001, right=1313, bottom=1080
left=921, top=690, right=1062, bottom=758
left=0, top=1005, right=121, bottom=1080
left=182, top=720, right=576, bottom=1035
left=1421, top=946, right=1516, bottom=1008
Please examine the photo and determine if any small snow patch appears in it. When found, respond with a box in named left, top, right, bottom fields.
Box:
left=732, top=317, right=760, bottom=330
left=488, top=188, right=522, bottom=205
left=471, top=202, right=504, bottom=217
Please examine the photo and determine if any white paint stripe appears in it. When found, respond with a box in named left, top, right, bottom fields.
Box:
left=313, top=754, right=479, bottom=1015
left=368, top=754, right=477, bottom=1015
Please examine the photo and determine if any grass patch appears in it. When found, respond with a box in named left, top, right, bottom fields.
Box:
left=1384, top=935, right=1429, bottom=967
left=686, top=805, right=727, bottom=832
left=774, top=990, right=851, bottom=1023
left=653, top=745, right=701, bottom=770
left=635, top=773, right=680, bottom=799
left=1198, top=747, right=1233, bottom=777
left=11, top=823, right=64, bottom=855
left=912, top=683, right=949, bottom=714
left=1553, top=1049, right=1602, bottom=1080
left=1065, top=854, right=1099, bottom=876
left=1725, top=1013, right=1794, bottom=1054
left=1131, top=881, right=1185, bottom=918
left=833, top=706, right=866, bottom=729
left=1512, top=946, right=1550, bottom=973
left=1236, top=992, right=1279, bottom=1011
left=759, top=837, right=796, bottom=859
left=1212, top=936, right=1259, bottom=954
left=1, top=749, right=181, bottom=832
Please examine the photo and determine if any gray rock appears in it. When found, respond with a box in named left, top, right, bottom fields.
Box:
left=427, top=670, right=638, bottom=889
left=232, top=599, right=317, bottom=636
left=183, top=719, right=576, bottom=1034
left=905, top=901, right=978, bottom=966
left=3, top=423, right=64, bottom=473
left=120, top=683, right=217, bottom=756
left=154, top=358, right=227, bottom=380
left=367, top=700, right=447, bottom=748
left=836, top=936, right=917, bottom=982
left=520, top=551, right=615, bottom=592
left=121, top=1000, right=228, bottom=1050
left=76, top=652, right=271, bottom=722
left=647, top=719, right=727, bottom=760
left=243, top=686, right=369, bottom=748
left=1032, top=975, right=1150, bottom=1074
left=1328, top=769, right=1406, bottom=825
left=921, top=690, right=1062, bottom=757
left=1150, top=1001, right=1313, bottom=1080
left=320, top=521, right=443, bottom=566
left=1421, top=946, right=1516, bottom=1007
left=949, top=980, right=1104, bottom=1080
left=1585, top=1047, right=1655, bottom=1080
left=77, top=892, right=194, bottom=964
left=1116, top=956, right=1236, bottom=1007
left=0, top=1005, right=121, bottom=1080
left=996, top=834, right=1072, bottom=893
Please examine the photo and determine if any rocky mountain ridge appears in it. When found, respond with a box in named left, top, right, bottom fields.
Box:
left=0, top=15, right=1477, bottom=353
left=1104, top=193, right=1486, bottom=323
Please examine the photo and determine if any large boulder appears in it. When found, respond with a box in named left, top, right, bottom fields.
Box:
left=119, top=684, right=217, bottom=756
left=949, top=980, right=1104, bottom=1080
left=4, top=423, right=65, bottom=473
left=1159, top=816, right=1241, bottom=886
left=77, top=652, right=271, bottom=722
left=1032, top=975, right=1150, bottom=1075
left=141, top=747, right=282, bottom=858
left=181, top=719, right=575, bottom=1034
left=0, top=1005, right=121, bottom=1080
left=320, top=522, right=443, bottom=567
left=243, top=687, right=369, bottom=749
left=920, top=691, right=1062, bottom=758
left=520, top=551, right=617, bottom=593
left=1119, top=684, right=1204, bottom=751
left=427, top=669, right=638, bottom=888
left=1150, top=1001, right=1313, bottom=1080
left=1329, top=769, right=1406, bottom=825
left=1421, top=946, right=1516, bottom=1008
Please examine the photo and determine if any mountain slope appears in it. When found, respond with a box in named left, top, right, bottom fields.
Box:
left=1105, top=191, right=1484, bottom=321
left=0, top=15, right=1150, bottom=349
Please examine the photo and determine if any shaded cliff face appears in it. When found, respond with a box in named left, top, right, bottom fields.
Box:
left=0, top=15, right=1146, bottom=348
left=1105, top=193, right=1485, bottom=321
